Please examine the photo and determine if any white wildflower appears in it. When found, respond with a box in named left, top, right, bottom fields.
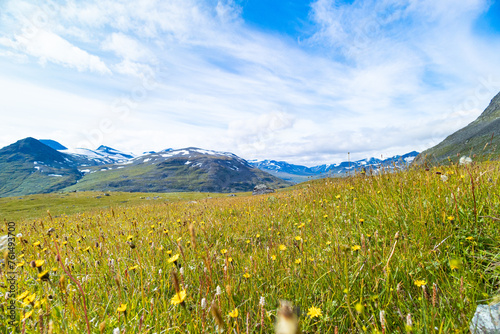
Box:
left=406, top=313, right=413, bottom=327
left=180, top=267, right=184, bottom=275
left=459, top=156, right=472, bottom=165
left=440, top=175, right=448, bottom=182
left=158, top=269, right=162, bottom=275
left=113, top=327, right=120, bottom=334
left=259, top=296, right=265, bottom=307
left=16, top=233, right=23, bottom=238
left=201, top=298, right=207, bottom=309
left=216, top=285, right=222, bottom=295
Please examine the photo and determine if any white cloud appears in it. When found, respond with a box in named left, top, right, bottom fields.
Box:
left=102, top=33, right=151, bottom=62
left=0, top=0, right=499, bottom=166
left=0, top=29, right=111, bottom=74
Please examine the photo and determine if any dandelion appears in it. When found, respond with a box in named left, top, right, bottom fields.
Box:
left=38, top=270, right=50, bottom=281
left=351, top=245, right=361, bottom=251
left=228, top=308, right=239, bottom=318
left=414, top=280, right=427, bottom=287
left=22, top=310, right=33, bottom=321
left=307, top=306, right=322, bottom=318
left=117, top=304, right=127, bottom=313
left=271, top=255, right=276, bottom=261
left=220, top=249, right=228, bottom=254
left=35, top=259, right=45, bottom=267
left=295, top=236, right=302, bottom=241
left=170, top=290, right=187, bottom=305
left=355, top=303, right=364, bottom=313
left=449, top=259, right=461, bottom=270
left=17, top=290, right=29, bottom=300
left=359, top=218, right=364, bottom=223
left=22, top=293, right=36, bottom=307
left=168, top=254, right=180, bottom=264
left=279, top=245, right=287, bottom=251
left=256, top=234, right=260, bottom=238
left=295, top=259, right=302, bottom=264
left=246, top=240, right=250, bottom=244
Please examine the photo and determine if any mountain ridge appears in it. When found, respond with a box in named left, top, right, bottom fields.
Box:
left=414, top=91, right=500, bottom=164
left=0, top=138, right=290, bottom=197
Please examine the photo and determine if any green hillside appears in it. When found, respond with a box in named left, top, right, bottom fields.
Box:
left=415, top=92, right=500, bottom=164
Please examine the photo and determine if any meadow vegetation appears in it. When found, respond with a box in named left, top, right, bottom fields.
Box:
left=1, top=162, right=499, bottom=333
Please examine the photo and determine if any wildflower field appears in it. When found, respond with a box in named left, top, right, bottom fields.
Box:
left=1, top=162, right=499, bottom=333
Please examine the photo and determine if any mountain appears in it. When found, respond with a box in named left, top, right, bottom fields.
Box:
left=0, top=139, right=290, bottom=197
left=0, top=137, right=81, bottom=197
left=66, top=147, right=289, bottom=193
left=39, top=139, right=67, bottom=150
left=250, top=151, right=419, bottom=183
left=414, top=91, right=500, bottom=165
left=59, top=145, right=135, bottom=165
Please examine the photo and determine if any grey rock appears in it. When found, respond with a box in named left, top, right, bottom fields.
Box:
left=470, top=303, right=500, bottom=333
left=252, top=184, right=275, bottom=195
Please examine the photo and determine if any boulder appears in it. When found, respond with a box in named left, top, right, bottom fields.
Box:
left=470, top=303, right=500, bottom=333
left=252, top=184, right=275, bottom=195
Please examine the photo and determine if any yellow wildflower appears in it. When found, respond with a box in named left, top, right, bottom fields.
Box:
left=168, top=254, right=180, bottom=263
left=171, top=290, right=187, bottom=305
left=279, top=245, right=287, bottom=251
left=229, top=308, right=239, bottom=318
left=117, top=304, right=127, bottom=312
left=17, top=290, right=29, bottom=300
left=307, top=306, right=322, bottom=318
left=22, top=310, right=33, bottom=320
left=351, top=245, right=361, bottom=251
left=414, top=280, right=427, bottom=287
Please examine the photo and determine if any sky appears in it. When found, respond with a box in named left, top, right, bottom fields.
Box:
left=0, top=0, right=499, bottom=166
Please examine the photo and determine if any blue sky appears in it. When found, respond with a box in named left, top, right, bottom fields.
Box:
left=0, top=0, right=499, bottom=165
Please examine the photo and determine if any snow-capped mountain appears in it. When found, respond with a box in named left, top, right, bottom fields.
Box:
left=59, top=145, right=136, bottom=165
left=128, top=147, right=250, bottom=167
left=250, top=151, right=419, bottom=183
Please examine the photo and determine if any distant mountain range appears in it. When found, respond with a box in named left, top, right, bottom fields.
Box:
left=249, top=152, right=419, bottom=183
left=0, top=137, right=420, bottom=197
left=0, top=138, right=289, bottom=197
left=415, top=91, right=500, bottom=164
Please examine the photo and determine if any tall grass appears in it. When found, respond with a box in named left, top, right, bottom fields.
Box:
left=1, top=162, right=499, bottom=333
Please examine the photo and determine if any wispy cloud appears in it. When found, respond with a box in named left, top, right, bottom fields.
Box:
left=0, top=0, right=499, bottom=165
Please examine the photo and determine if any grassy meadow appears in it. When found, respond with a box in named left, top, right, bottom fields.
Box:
left=1, top=162, right=500, bottom=333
